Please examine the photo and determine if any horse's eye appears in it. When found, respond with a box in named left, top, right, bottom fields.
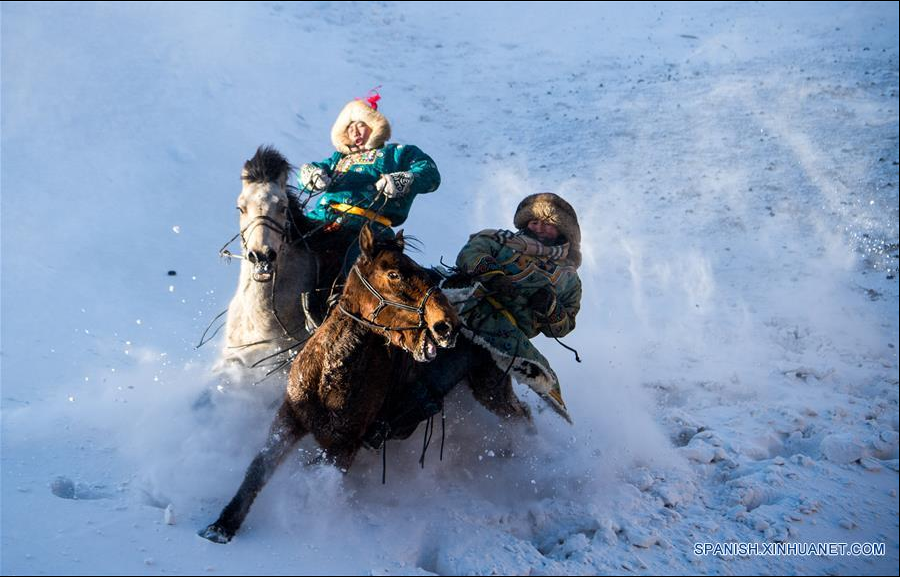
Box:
left=387, top=271, right=400, bottom=281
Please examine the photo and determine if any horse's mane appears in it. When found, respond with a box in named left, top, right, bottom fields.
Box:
left=242, top=145, right=293, bottom=184
left=372, top=235, right=418, bottom=256
left=241, top=145, right=310, bottom=237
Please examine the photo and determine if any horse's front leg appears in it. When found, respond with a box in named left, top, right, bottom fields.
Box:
left=316, top=425, right=364, bottom=473
left=199, top=400, right=305, bottom=543
left=467, top=356, right=533, bottom=423
left=330, top=444, right=361, bottom=473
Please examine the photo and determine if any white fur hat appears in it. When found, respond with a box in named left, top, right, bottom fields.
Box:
left=513, top=193, right=582, bottom=268
left=330, top=97, right=392, bottom=154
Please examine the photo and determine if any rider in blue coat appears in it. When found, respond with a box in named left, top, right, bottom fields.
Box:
left=297, top=94, right=441, bottom=328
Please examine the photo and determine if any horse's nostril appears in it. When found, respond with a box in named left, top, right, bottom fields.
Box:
left=433, top=321, right=451, bottom=338
left=266, top=249, right=277, bottom=262
left=247, top=251, right=259, bottom=264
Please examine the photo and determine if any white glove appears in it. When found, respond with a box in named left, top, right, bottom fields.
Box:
left=300, top=164, right=332, bottom=192
left=375, top=171, right=415, bottom=199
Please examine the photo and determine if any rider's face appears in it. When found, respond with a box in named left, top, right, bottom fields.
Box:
left=527, top=219, right=560, bottom=243
left=347, top=121, right=372, bottom=149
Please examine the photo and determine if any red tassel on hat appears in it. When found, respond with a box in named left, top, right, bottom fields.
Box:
left=359, top=86, right=382, bottom=110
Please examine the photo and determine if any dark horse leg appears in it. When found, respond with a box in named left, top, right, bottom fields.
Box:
left=465, top=351, right=532, bottom=421
left=364, top=336, right=531, bottom=446
left=199, top=401, right=305, bottom=543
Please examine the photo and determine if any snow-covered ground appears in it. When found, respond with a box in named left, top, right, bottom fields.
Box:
left=2, top=2, right=898, bottom=574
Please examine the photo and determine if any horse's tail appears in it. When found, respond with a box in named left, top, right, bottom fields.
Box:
left=199, top=400, right=305, bottom=543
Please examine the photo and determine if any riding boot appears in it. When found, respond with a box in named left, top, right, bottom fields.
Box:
left=300, top=290, right=327, bottom=333
left=300, top=244, right=347, bottom=333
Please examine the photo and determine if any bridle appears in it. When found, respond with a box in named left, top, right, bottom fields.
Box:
left=216, top=199, right=307, bottom=344
left=338, top=264, right=439, bottom=333
left=218, top=213, right=295, bottom=263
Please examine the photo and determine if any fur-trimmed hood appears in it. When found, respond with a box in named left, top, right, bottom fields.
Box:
left=330, top=100, right=392, bottom=154
left=513, top=193, right=582, bottom=268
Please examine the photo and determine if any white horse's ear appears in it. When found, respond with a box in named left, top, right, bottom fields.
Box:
left=359, top=223, right=375, bottom=259
left=395, top=229, right=405, bottom=251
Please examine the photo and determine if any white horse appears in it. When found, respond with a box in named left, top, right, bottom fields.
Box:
left=214, top=146, right=317, bottom=374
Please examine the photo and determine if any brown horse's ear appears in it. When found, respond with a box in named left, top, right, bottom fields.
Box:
left=359, top=223, right=375, bottom=259
left=394, top=229, right=405, bottom=251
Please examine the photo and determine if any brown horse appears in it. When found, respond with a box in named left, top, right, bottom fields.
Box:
left=199, top=224, right=460, bottom=543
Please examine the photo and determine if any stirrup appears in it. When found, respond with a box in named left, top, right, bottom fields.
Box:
left=362, top=420, right=391, bottom=450
left=325, top=291, right=342, bottom=314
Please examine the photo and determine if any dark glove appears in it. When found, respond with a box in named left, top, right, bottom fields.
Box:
left=483, top=274, right=517, bottom=300
left=442, top=271, right=473, bottom=290
left=528, top=287, right=555, bottom=316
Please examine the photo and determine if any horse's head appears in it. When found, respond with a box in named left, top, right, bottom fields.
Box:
left=236, top=146, right=295, bottom=282
left=344, top=225, right=460, bottom=362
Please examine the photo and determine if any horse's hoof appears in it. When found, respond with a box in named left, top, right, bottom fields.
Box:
left=198, top=524, right=233, bottom=544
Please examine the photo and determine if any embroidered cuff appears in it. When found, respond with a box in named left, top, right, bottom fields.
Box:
left=469, top=255, right=502, bottom=277
left=376, top=171, right=415, bottom=198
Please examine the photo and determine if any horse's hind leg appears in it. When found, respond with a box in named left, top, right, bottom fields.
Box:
left=199, top=400, right=305, bottom=543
